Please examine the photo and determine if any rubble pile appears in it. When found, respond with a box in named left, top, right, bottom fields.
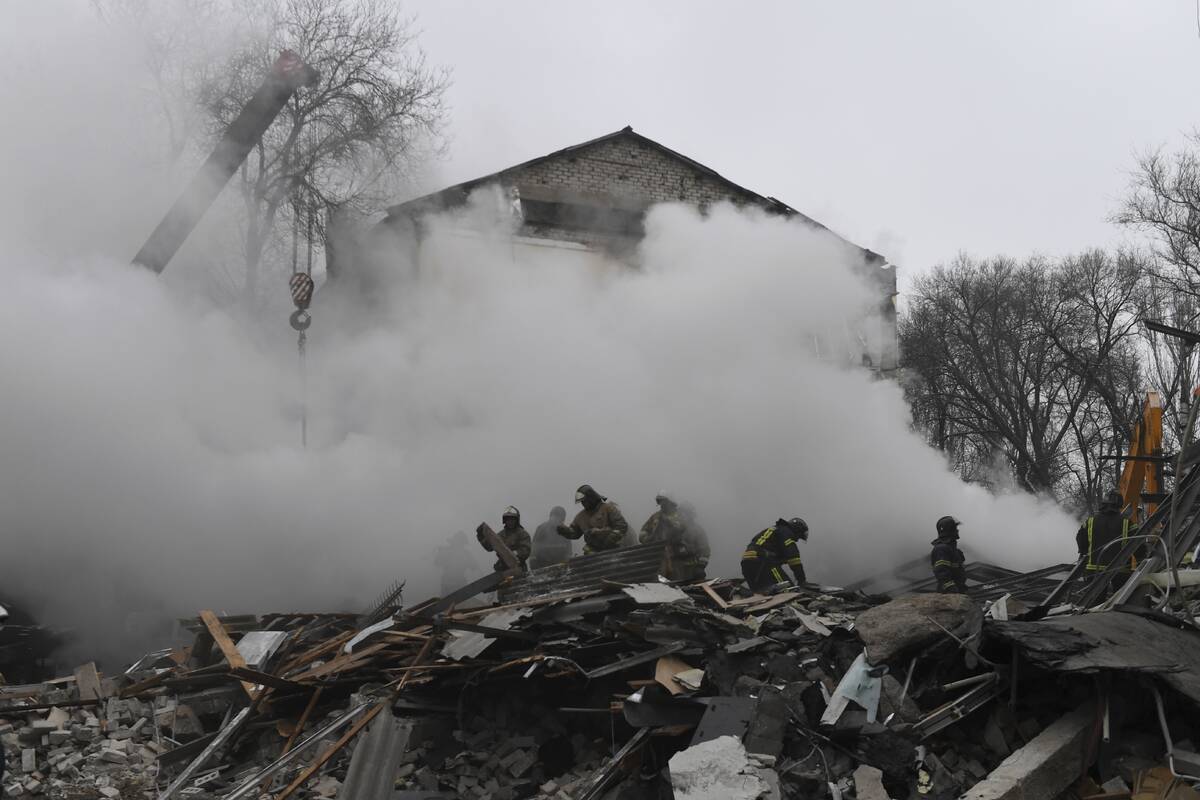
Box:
left=3, top=551, right=1200, bottom=800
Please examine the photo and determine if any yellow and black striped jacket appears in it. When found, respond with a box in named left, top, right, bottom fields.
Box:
left=742, top=525, right=803, bottom=569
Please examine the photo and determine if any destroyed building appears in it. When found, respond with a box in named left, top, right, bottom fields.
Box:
left=353, top=127, right=898, bottom=374
left=10, top=495, right=1200, bottom=800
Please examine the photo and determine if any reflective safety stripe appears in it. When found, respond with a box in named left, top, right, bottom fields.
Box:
left=754, top=527, right=775, bottom=547
left=783, top=538, right=796, bottom=547
left=786, top=557, right=803, bottom=567
left=1087, top=517, right=1098, bottom=571
left=771, top=567, right=785, bottom=583
left=933, top=559, right=953, bottom=567
left=742, top=550, right=758, bottom=560
left=1086, top=517, right=1132, bottom=572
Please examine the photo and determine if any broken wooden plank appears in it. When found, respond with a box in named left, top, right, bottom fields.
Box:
left=278, top=630, right=356, bottom=675
left=700, top=581, right=730, bottom=610
left=275, top=638, right=436, bottom=800
left=476, top=522, right=522, bottom=571
left=288, top=642, right=391, bottom=682
left=424, top=570, right=511, bottom=616
left=199, top=610, right=257, bottom=700
left=225, top=667, right=306, bottom=692
left=120, top=671, right=172, bottom=699
left=586, top=643, right=687, bottom=680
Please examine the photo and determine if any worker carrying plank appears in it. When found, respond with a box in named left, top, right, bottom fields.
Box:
left=930, top=516, right=967, bottom=593
left=741, top=517, right=809, bottom=592
left=1076, top=490, right=1133, bottom=573
left=556, top=484, right=629, bottom=554
left=639, top=492, right=710, bottom=581
left=477, top=506, right=531, bottom=572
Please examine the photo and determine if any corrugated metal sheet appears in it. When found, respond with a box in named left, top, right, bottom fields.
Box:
left=340, top=711, right=411, bottom=800
left=499, top=543, right=666, bottom=602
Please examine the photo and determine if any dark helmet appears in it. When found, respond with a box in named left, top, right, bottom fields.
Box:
left=502, top=505, right=520, bottom=523
left=780, top=517, right=809, bottom=541
left=575, top=484, right=603, bottom=506
left=1100, top=490, right=1123, bottom=512
left=936, top=516, right=961, bottom=538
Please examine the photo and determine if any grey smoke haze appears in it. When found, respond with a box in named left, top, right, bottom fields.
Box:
left=0, top=1, right=1078, bottom=665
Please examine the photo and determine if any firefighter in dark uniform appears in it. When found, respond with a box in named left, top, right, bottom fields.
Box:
left=930, top=516, right=967, bottom=593
left=1076, top=490, right=1132, bottom=573
left=477, top=506, right=532, bottom=572
left=741, top=517, right=809, bottom=592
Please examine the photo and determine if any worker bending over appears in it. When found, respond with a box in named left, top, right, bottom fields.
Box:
left=556, top=484, right=629, bottom=554
left=930, top=516, right=967, bottom=593
left=477, top=506, right=531, bottom=572
left=741, top=517, right=809, bottom=592
left=1076, top=490, right=1132, bottom=573
left=639, top=492, right=711, bottom=582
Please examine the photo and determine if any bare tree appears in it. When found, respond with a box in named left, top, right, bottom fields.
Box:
left=1116, top=144, right=1200, bottom=441
left=900, top=251, right=1146, bottom=507
left=98, top=0, right=448, bottom=303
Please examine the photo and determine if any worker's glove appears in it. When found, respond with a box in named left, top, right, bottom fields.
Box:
left=556, top=524, right=576, bottom=539
left=584, top=528, right=613, bottom=548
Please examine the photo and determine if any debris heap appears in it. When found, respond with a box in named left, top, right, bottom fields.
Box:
left=5, top=546, right=1200, bottom=800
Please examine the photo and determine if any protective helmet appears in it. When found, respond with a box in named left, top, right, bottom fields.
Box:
left=502, top=505, right=520, bottom=522
left=576, top=484, right=600, bottom=504
left=936, top=516, right=960, bottom=538
left=655, top=491, right=676, bottom=508
left=1100, top=490, right=1123, bottom=512
left=784, top=517, right=809, bottom=541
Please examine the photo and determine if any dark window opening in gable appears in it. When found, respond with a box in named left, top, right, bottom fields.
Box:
left=519, top=199, right=646, bottom=238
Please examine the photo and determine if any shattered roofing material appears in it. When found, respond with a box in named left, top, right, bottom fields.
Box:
left=441, top=607, right=532, bottom=661
left=621, top=582, right=690, bottom=604
left=989, top=610, right=1200, bottom=704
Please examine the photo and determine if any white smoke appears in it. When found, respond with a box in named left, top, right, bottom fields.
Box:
left=0, top=0, right=1075, bottom=666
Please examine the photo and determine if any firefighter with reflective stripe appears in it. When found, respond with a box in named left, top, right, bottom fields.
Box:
left=556, top=484, right=629, bottom=554
left=741, top=517, right=808, bottom=592
left=930, top=516, right=967, bottom=593
left=477, top=506, right=531, bottom=572
left=1076, top=490, right=1132, bottom=572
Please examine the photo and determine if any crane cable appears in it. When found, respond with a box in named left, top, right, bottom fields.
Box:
left=289, top=197, right=315, bottom=448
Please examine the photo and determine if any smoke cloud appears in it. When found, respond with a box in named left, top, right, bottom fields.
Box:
left=0, top=1, right=1074, bottom=667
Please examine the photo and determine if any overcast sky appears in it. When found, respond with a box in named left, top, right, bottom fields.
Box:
left=404, top=1, right=1200, bottom=284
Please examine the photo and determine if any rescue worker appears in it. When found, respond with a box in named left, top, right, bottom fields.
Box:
left=678, top=502, right=712, bottom=580
left=556, top=484, right=629, bottom=554
left=530, top=506, right=572, bottom=569
left=741, top=517, right=808, bottom=592
left=433, top=531, right=477, bottom=595
left=930, top=516, right=967, bottom=593
left=477, top=506, right=532, bottom=572
left=1076, top=490, right=1132, bottom=573
left=639, top=492, right=710, bottom=581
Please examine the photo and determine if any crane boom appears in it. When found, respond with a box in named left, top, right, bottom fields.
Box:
left=132, top=50, right=318, bottom=274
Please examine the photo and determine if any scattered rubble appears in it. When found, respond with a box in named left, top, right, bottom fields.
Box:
left=4, top=532, right=1200, bottom=800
